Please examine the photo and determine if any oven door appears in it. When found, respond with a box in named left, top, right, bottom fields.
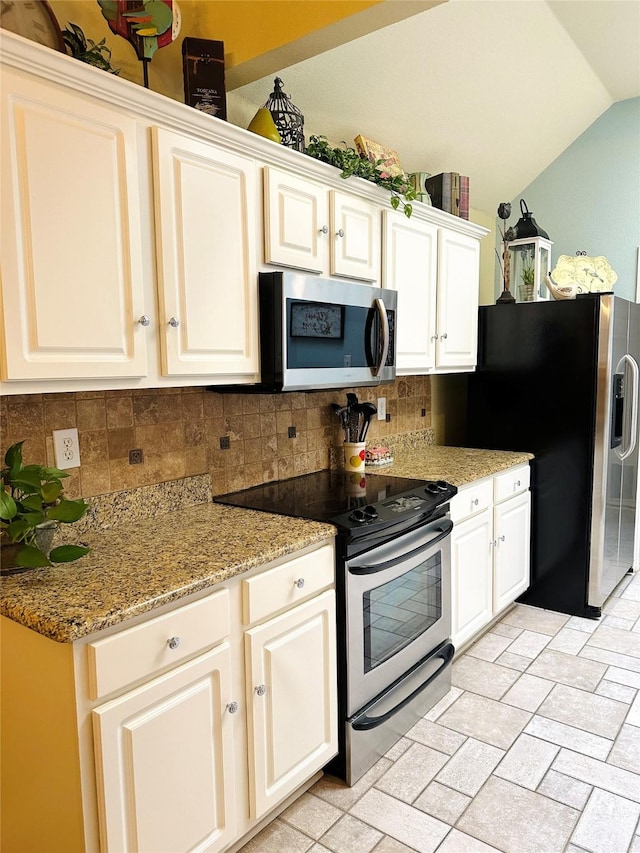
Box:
left=345, top=517, right=452, bottom=717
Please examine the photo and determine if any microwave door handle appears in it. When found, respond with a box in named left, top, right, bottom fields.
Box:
left=371, top=298, right=389, bottom=377
left=616, top=354, right=639, bottom=461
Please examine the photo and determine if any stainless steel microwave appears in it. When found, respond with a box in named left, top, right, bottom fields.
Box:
left=248, top=271, right=397, bottom=392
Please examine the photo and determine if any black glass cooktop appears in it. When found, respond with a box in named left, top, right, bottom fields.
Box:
left=214, top=470, right=456, bottom=535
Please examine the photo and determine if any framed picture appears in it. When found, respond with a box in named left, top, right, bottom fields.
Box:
left=354, top=134, right=404, bottom=177
left=290, top=302, right=344, bottom=339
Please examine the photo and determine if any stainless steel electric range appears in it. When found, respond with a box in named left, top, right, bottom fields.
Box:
left=215, top=469, right=456, bottom=785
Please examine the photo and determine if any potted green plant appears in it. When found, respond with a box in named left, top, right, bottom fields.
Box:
left=0, top=440, right=90, bottom=571
left=61, top=22, right=120, bottom=75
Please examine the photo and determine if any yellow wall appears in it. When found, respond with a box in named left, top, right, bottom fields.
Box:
left=50, top=0, right=382, bottom=100
left=1, top=617, right=85, bottom=852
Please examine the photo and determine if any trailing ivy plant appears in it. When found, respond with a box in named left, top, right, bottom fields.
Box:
left=305, top=135, right=416, bottom=218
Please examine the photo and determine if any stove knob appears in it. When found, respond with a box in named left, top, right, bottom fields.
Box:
left=363, top=505, right=378, bottom=519
left=425, top=483, right=440, bottom=494
left=436, top=480, right=450, bottom=490
left=349, top=509, right=367, bottom=523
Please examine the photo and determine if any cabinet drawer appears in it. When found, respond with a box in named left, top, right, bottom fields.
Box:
left=243, top=544, right=334, bottom=626
left=494, top=464, right=530, bottom=503
left=87, top=589, right=230, bottom=699
left=449, top=479, right=493, bottom=523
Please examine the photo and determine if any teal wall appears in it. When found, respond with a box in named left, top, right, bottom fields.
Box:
left=507, top=97, right=640, bottom=302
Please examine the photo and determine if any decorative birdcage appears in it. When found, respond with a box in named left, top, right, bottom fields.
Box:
left=263, top=77, right=305, bottom=152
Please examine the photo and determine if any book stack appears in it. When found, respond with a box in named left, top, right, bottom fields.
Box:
left=424, top=173, right=469, bottom=218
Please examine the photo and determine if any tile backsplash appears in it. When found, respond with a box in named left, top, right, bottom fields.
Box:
left=0, top=376, right=431, bottom=499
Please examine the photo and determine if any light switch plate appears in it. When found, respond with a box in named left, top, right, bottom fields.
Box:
left=53, top=428, right=81, bottom=469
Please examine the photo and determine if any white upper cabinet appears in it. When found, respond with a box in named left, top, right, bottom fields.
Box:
left=382, top=213, right=438, bottom=371
left=383, top=210, right=483, bottom=374
left=0, top=68, right=148, bottom=381
left=436, top=229, right=481, bottom=370
left=0, top=32, right=488, bottom=393
left=263, top=166, right=327, bottom=273
left=263, top=166, right=381, bottom=282
left=152, top=127, right=259, bottom=378
left=330, top=189, right=380, bottom=281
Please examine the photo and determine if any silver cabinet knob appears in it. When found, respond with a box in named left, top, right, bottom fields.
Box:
left=515, top=480, right=521, bottom=487
left=255, top=684, right=266, bottom=696
left=336, top=228, right=345, bottom=238
left=138, top=314, right=151, bottom=327
left=168, top=317, right=180, bottom=328
left=319, top=225, right=329, bottom=234
left=226, top=701, right=239, bottom=714
left=499, top=535, right=506, bottom=542
left=472, top=498, right=479, bottom=506
left=431, top=334, right=439, bottom=342
left=167, top=636, right=181, bottom=650
left=490, top=539, right=497, bottom=548
left=294, top=578, right=305, bottom=589
left=440, top=332, right=448, bottom=340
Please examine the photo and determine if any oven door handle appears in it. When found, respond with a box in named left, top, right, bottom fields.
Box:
left=351, top=643, right=454, bottom=731
left=347, top=519, right=453, bottom=575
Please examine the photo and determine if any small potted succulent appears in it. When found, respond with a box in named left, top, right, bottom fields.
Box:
left=0, top=440, right=90, bottom=572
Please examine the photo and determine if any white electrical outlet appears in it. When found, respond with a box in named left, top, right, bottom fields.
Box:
left=377, top=397, right=387, bottom=420
left=53, top=428, right=81, bottom=470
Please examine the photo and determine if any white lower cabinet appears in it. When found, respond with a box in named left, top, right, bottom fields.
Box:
left=93, top=644, right=237, bottom=853
left=245, top=591, right=337, bottom=820
left=0, top=540, right=336, bottom=853
left=450, top=464, right=531, bottom=649
left=451, top=508, right=493, bottom=649
left=90, top=542, right=336, bottom=852
left=493, top=490, right=531, bottom=613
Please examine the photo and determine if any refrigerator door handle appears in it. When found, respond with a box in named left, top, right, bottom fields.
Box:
left=616, top=354, right=639, bottom=461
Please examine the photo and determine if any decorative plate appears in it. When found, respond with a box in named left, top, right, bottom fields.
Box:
left=550, top=255, right=618, bottom=294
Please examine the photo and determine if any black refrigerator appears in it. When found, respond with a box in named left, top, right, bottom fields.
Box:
left=466, top=294, right=639, bottom=618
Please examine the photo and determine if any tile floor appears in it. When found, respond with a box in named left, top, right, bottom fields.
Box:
left=240, top=570, right=640, bottom=853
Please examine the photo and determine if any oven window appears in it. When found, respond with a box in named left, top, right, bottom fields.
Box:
left=363, top=552, right=442, bottom=672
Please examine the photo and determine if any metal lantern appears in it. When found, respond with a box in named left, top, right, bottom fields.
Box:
left=507, top=200, right=552, bottom=302
left=263, top=77, right=304, bottom=152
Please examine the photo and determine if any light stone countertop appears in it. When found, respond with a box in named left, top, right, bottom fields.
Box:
left=375, top=444, right=534, bottom=486
left=1, top=444, right=532, bottom=644
left=0, top=503, right=335, bottom=643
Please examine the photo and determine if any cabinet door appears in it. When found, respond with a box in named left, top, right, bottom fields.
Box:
left=93, top=644, right=236, bottom=853
left=153, top=127, right=259, bottom=378
left=382, top=211, right=438, bottom=372
left=451, top=509, right=493, bottom=649
left=263, top=166, right=328, bottom=273
left=244, top=590, right=337, bottom=820
left=435, top=229, right=480, bottom=369
left=1, top=69, right=147, bottom=380
left=331, top=190, right=380, bottom=282
left=493, top=491, right=531, bottom=613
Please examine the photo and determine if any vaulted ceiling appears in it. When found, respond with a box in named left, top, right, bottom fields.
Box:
left=227, top=0, right=640, bottom=215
